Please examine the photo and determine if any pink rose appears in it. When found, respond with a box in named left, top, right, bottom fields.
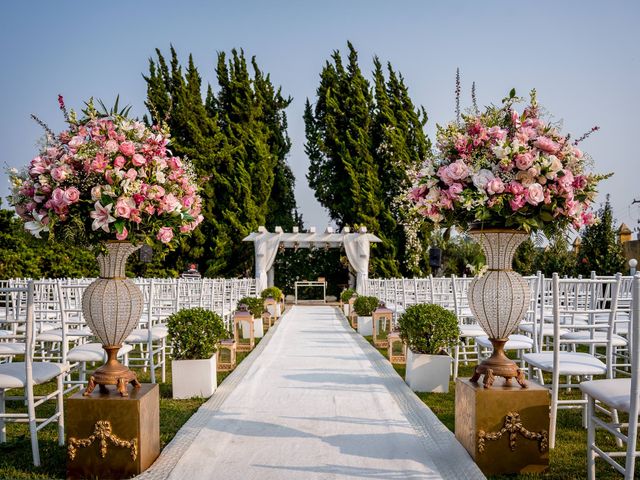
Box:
left=168, top=157, right=182, bottom=170
left=125, top=168, right=137, bottom=180
left=534, top=136, right=559, bottom=154
left=115, top=197, right=135, bottom=218
left=447, top=159, right=470, bottom=181
left=51, top=188, right=66, bottom=206
left=447, top=183, right=463, bottom=199
left=116, top=227, right=128, bottom=241
left=64, top=187, right=80, bottom=204
left=131, top=153, right=146, bottom=167
left=572, top=147, right=583, bottom=159
left=105, top=139, right=119, bottom=153
left=114, top=155, right=126, bottom=169
left=50, top=166, right=68, bottom=182
left=509, top=195, right=526, bottom=211
left=68, top=135, right=84, bottom=149
left=156, top=226, right=174, bottom=244
left=525, top=183, right=545, bottom=205
left=119, top=141, right=136, bottom=157
left=486, top=178, right=505, bottom=195
left=514, top=153, right=534, bottom=170
left=487, top=126, right=507, bottom=141
left=557, top=170, right=574, bottom=189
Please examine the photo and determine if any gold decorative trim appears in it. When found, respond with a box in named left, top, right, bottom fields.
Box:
left=478, top=412, right=548, bottom=453
left=68, top=420, right=138, bottom=461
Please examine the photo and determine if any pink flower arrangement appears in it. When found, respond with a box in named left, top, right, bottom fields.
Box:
left=9, top=97, right=203, bottom=247
left=408, top=89, right=609, bottom=234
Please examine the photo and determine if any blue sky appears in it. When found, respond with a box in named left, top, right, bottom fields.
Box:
left=1, top=1, right=638, bottom=232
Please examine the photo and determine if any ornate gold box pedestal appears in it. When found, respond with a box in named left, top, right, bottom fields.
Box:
left=67, top=384, right=160, bottom=479
left=455, top=378, right=550, bottom=475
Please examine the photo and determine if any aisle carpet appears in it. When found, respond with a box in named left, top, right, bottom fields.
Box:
left=140, top=306, right=484, bottom=480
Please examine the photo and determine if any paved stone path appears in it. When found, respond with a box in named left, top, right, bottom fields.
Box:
left=139, top=306, right=484, bottom=480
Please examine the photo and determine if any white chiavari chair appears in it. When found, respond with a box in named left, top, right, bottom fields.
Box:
left=523, top=273, right=623, bottom=448
left=580, top=273, right=640, bottom=479
left=0, top=282, right=66, bottom=466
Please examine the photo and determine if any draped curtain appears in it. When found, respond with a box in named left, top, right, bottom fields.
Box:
left=254, top=234, right=281, bottom=293
left=343, top=234, right=371, bottom=294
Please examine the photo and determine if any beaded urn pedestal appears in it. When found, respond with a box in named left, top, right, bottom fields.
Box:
left=468, top=229, right=531, bottom=388
left=82, top=242, right=143, bottom=396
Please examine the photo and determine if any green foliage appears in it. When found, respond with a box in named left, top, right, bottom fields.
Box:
left=167, top=308, right=227, bottom=360
left=353, top=296, right=379, bottom=316
left=238, top=296, right=263, bottom=318
left=512, top=237, right=538, bottom=275
left=0, top=203, right=99, bottom=279
left=340, top=288, right=357, bottom=303
left=576, top=197, right=626, bottom=276
left=273, top=248, right=349, bottom=297
left=538, top=234, right=577, bottom=277
left=305, top=42, right=433, bottom=277
left=144, top=46, right=299, bottom=277
left=399, top=303, right=460, bottom=355
left=260, top=287, right=283, bottom=300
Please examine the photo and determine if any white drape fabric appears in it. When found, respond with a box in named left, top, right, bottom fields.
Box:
left=343, top=234, right=371, bottom=294
left=254, top=234, right=281, bottom=293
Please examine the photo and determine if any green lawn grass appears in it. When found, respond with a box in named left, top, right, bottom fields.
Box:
left=0, top=340, right=259, bottom=479
left=364, top=335, right=638, bottom=480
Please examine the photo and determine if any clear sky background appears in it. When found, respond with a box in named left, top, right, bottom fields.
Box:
left=1, top=1, right=638, bottom=233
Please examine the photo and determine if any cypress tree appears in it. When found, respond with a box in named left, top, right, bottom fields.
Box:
left=305, top=42, right=432, bottom=277
left=576, top=196, right=626, bottom=275
left=144, top=46, right=298, bottom=276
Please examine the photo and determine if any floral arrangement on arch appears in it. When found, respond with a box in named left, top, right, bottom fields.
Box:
left=9, top=96, right=203, bottom=247
left=407, top=89, right=609, bottom=235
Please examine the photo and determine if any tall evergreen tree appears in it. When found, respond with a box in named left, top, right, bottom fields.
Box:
left=305, top=42, right=432, bottom=276
left=145, top=46, right=298, bottom=276
left=576, top=196, right=626, bottom=275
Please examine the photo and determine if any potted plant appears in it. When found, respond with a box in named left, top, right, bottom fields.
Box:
left=261, top=286, right=283, bottom=317
left=167, top=307, right=227, bottom=399
left=238, top=297, right=265, bottom=338
left=353, top=296, right=379, bottom=336
left=398, top=303, right=460, bottom=393
left=340, top=288, right=356, bottom=316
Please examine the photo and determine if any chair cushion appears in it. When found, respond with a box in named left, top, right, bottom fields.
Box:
left=385, top=303, right=405, bottom=314
left=523, top=352, right=607, bottom=375
left=0, top=362, right=66, bottom=389
left=519, top=324, right=569, bottom=336
left=0, top=342, right=25, bottom=355
left=476, top=334, right=534, bottom=350
left=580, top=378, right=633, bottom=413
left=67, top=343, right=133, bottom=363
left=126, top=327, right=169, bottom=343
left=36, top=327, right=92, bottom=342
left=561, top=331, right=628, bottom=347
left=460, top=324, right=486, bottom=337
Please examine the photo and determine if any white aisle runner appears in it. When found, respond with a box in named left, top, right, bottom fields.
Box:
left=147, top=306, right=484, bottom=480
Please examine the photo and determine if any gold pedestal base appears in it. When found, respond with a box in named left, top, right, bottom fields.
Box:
left=67, top=384, right=160, bottom=479
left=84, top=346, right=141, bottom=397
left=470, top=338, right=527, bottom=388
left=455, top=378, right=549, bottom=475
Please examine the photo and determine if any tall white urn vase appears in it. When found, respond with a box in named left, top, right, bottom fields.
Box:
left=467, top=229, right=531, bottom=388
left=82, top=242, right=143, bottom=396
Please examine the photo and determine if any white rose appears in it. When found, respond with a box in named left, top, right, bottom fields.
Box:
left=472, top=169, right=495, bottom=190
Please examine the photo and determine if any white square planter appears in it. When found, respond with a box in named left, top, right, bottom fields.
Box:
left=172, top=356, right=217, bottom=399
left=267, top=303, right=281, bottom=317
left=405, top=349, right=452, bottom=393
left=343, top=304, right=350, bottom=316
left=357, top=316, right=373, bottom=336
left=242, top=317, right=264, bottom=339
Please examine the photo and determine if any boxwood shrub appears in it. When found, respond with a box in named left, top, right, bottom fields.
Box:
left=398, top=303, right=460, bottom=355
left=353, top=296, right=379, bottom=316
left=260, top=287, right=283, bottom=300
left=238, top=296, right=264, bottom=318
left=167, top=308, right=227, bottom=360
left=340, top=288, right=356, bottom=303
